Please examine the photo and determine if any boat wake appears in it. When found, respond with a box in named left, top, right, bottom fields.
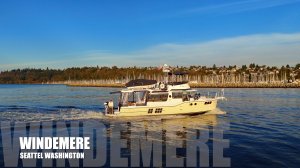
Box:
left=204, top=108, right=227, bottom=115
left=0, top=108, right=105, bottom=123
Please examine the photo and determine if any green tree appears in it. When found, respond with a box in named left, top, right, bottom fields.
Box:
left=241, top=65, right=247, bottom=70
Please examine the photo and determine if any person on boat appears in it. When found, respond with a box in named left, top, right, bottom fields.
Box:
left=108, top=100, right=114, bottom=114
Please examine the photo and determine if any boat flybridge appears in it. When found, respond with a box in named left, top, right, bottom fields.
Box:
left=104, top=65, right=225, bottom=117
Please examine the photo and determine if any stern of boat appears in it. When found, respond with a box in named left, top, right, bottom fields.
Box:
left=104, top=100, right=117, bottom=115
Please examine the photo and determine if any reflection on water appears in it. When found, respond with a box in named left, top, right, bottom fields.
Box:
left=0, top=113, right=229, bottom=167
left=108, top=113, right=219, bottom=139
left=106, top=113, right=230, bottom=167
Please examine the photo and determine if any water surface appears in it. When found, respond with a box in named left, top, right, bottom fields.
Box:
left=0, top=84, right=299, bottom=167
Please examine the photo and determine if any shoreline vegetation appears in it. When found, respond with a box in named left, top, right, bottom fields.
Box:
left=61, top=81, right=300, bottom=88
left=1, top=63, right=299, bottom=88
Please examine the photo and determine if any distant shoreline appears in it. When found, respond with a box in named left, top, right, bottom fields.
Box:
left=64, top=82, right=300, bottom=88
left=1, top=82, right=299, bottom=88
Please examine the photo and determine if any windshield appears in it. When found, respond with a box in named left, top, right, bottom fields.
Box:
left=120, top=91, right=148, bottom=106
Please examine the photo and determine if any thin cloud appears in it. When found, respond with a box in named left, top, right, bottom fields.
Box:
left=1, top=32, right=300, bottom=70
left=176, top=0, right=300, bottom=17
left=79, top=32, right=300, bottom=67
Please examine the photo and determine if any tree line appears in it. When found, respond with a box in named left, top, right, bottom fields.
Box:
left=0, top=64, right=299, bottom=84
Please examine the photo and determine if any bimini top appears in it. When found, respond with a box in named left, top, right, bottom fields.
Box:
left=125, top=79, right=157, bottom=87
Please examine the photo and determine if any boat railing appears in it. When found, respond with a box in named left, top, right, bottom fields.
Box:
left=203, top=89, right=226, bottom=100
left=215, top=89, right=226, bottom=100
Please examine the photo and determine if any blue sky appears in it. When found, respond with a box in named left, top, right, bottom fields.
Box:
left=1, top=0, right=300, bottom=70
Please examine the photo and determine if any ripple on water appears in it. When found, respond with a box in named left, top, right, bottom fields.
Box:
left=0, top=85, right=300, bottom=167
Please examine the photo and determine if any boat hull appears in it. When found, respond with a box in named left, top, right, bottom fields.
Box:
left=108, top=99, right=217, bottom=117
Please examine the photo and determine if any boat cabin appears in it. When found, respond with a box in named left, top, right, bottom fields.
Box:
left=115, top=88, right=199, bottom=108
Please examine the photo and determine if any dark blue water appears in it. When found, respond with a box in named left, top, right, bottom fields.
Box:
left=0, top=84, right=299, bottom=167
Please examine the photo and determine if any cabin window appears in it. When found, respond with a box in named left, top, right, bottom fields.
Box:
left=134, top=91, right=148, bottom=106
left=120, top=91, right=148, bottom=106
left=148, top=93, right=168, bottom=102
left=204, top=101, right=212, bottom=105
left=155, top=108, right=163, bottom=113
left=148, top=109, right=153, bottom=113
left=120, top=92, right=129, bottom=106
left=188, top=91, right=196, bottom=98
left=183, top=93, right=189, bottom=101
left=172, top=92, right=183, bottom=99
